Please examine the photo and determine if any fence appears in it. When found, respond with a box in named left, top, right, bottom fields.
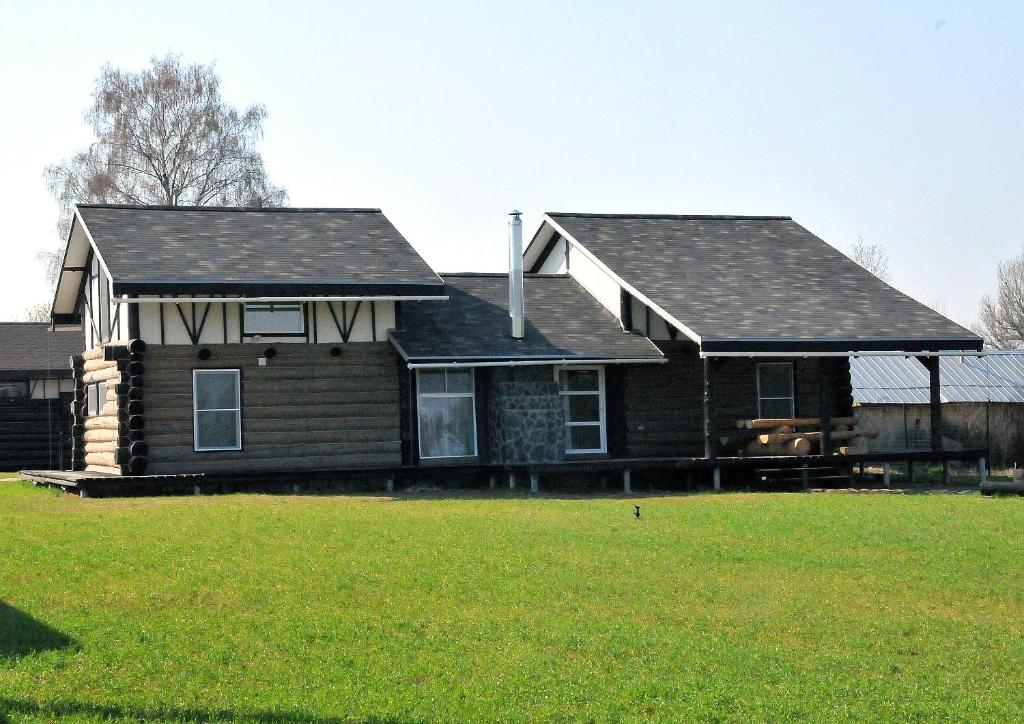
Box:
left=854, top=402, right=1024, bottom=468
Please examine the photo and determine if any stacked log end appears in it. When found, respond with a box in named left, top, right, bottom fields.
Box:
left=69, top=354, right=85, bottom=470
left=81, top=340, right=147, bottom=476
left=734, top=416, right=876, bottom=457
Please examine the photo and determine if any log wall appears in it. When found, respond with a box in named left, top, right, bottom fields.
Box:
left=142, top=342, right=402, bottom=474
left=78, top=340, right=147, bottom=475
left=622, top=342, right=853, bottom=458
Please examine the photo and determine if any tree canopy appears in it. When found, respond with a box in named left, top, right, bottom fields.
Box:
left=977, top=248, right=1024, bottom=349
left=40, top=54, right=287, bottom=289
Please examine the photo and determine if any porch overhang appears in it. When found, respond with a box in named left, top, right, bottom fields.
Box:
left=698, top=337, right=985, bottom=357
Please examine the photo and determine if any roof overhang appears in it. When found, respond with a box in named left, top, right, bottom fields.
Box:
left=402, top=357, right=667, bottom=369
left=111, top=281, right=447, bottom=299
left=50, top=209, right=106, bottom=324
left=699, top=338, right=984, bottom=355
left=387, top=331, right=665, bottom=368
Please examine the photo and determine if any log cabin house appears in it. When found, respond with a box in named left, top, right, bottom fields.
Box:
left=26, top=204, right=986, bottom=494
left=0, top=323, right=81, bottom=470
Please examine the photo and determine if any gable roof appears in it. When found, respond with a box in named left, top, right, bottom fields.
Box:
left=532, top=213, right=982, bottom=354
left=852, top=353, right=1024, bottom=404
left=69, top=205, right=445, bottom=296
left=0, top=323, right=80, bottom=377
left=389, top=273, right=664, bottom=364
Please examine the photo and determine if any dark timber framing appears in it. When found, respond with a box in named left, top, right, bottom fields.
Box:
left=917, top=355, right=944, bottom=452
left=818, top=358, right=833, bottom=456
left=619, top=289, right=633, bottom=331
left=702, top=357, right=718, bottom=460
left=173, top=299, right=214, bottom=345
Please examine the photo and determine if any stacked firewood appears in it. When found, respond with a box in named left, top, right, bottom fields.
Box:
left=74, top=340, right=147, bottom=475
left=724, top=417, right=877, bottom=457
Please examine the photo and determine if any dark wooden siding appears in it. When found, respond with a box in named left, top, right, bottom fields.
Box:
left=0, top=398, right=71, bottom=471
left=143, top=343, right=401, bottom=474
left=623, top=342, right=852, bottom=458
left=623, top=342, right=704, bottom=457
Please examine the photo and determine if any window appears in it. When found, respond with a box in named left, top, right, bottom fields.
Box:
left=193, top=370, right=242, bottom=451
left=243, top=302, right=304, bottom=336
left=757, top=362, right=795, bottom=418
left=556, top=366, right=606, bottom=454
left=86, top=382, right=107, bottom=416
left=417, top=370, right=477, bottom=459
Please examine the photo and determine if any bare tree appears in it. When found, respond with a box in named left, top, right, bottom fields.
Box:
left=40, top=53, right=287, bottom=287
left=977, top=248, right=1024, bottom=349
left=850, top=237, right=891, bottom=282
left=20, top=302, right=51, bottom=322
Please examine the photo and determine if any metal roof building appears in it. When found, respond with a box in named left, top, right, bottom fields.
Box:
left=851, top=352, right=1024, bottom=404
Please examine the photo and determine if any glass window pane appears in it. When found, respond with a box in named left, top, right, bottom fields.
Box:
left=565, top=394, right=600, bottom=423
left=560, top=369, right=599, bottom=392
left=419, top=396, right=475, bottom=458
left=418, top=371, right=445, bottom=394
left=196, top=410, right=240, bottom=450
left=569, top=425, right=602, bottom=451
left=760, top=398, right=793, bottom=419
left=445, top=370, right=473, bottom=394
left=758, top=364, right=793, bottom=398
left=244, top=303, right=304, bottom=334
left=195, top=372, right=238, bottom=410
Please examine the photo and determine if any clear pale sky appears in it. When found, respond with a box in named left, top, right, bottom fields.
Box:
left=1, top=1, right=1021, bottom=327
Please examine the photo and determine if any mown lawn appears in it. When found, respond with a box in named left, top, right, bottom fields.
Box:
left=2, top=480, right=1024, bottom=722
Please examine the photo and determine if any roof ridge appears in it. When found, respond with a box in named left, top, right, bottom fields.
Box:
left=77, top=204, right=383, bottom=213
left=547, top=212, right=793, bottom=221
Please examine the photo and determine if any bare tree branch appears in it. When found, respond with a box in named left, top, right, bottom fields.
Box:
left=850, top=236, right=891, bottom=282
left=977, top=247, right=1024, bottom=349
left=40, top=53, right=287, bottom=292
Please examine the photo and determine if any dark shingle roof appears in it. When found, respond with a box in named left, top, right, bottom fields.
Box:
left=546, top=213, right=982, bottom=353
left=76, top=205, right=444, bottom=294
left=852, top=353, right=1024, bottom=404
left=389, top=274, right=664, bottom=363
left=0, top=323, right=80, bottom=375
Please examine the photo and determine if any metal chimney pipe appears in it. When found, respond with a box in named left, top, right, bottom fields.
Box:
left=508, top=210, right=525, bottom=339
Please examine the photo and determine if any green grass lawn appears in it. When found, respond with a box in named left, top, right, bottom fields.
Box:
left=2, top=481, right=1024, bottom=722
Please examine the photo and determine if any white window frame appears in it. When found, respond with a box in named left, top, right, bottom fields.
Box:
left=86, top=381, right=107, bottom=417
left=416, top=369, right=478, bottom=460
left=242, top=302, right=305, bottom=336
left=756, top=362, right=795, bottom=419
left=554, top=365, right=607, bottom=454
left=192, top=369, right=242, bottom=452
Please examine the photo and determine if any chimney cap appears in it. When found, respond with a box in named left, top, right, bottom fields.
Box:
left=509, top=209, right=522, bottom=218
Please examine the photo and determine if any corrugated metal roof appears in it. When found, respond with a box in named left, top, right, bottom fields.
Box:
left=851, top=352, right=1024, bottom=404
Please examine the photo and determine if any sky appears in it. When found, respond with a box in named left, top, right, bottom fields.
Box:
left=0, top=1, right=1021, bottom=327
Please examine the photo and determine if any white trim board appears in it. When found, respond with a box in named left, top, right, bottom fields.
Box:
left=539, top=215, right=703, bottom=346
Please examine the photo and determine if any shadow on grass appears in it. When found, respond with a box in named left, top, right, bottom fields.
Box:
left=0, top=601, right=75, bottom=662
left=0, top=697, right=421, bottom=723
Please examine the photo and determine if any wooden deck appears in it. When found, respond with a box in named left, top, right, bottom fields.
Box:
left=20, top=448, right=986, bottom=498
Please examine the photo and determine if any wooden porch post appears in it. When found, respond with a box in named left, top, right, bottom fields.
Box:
left=703, top=357, right=718, bottom=460
left=818, top=358, right=833, bottom=457
left=918, top=356, right=943, bottom=452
